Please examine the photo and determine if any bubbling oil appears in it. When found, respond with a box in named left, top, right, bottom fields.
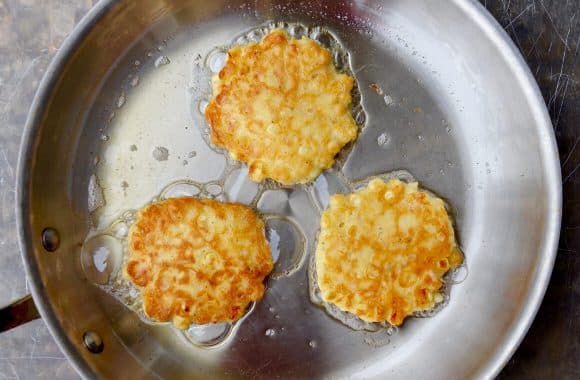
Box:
left=84, top=21, right=467, bottom=349
left=82, top=182, right=310, bottom=348
left=306, top=169, right=467, bottom=338
left=189, top=21, right=366, bottom=167
left=263, top=215, right=307, bottom=279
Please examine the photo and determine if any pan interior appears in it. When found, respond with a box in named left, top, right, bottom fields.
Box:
left=24, top=1, right=559, bottom=379
left=84, top=15, right=469, bottom=376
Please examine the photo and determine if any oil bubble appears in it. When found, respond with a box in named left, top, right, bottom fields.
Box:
left=130, top=75, right=140, bottom=87
left=154, top=55, right=171, bottom=67
left=161, top=182, right=202, bottom=199
left=206, top=50, right=227, bottom=73
left=198, top=99, right=209, bottom=114
left=265, top=216, right=306, bottom=278
left=110, top=221, right=129, bottom=238
left=333, top=50, right=349, bottom=71
left=355, top=110, right=366, bottom=125
left=449, top=264, right=468, bottom=284
left=289, top=24, right=307, bottom=38
left=205, top=183, right=223, bottom=197
left=246, top=29, right=265, bottom=43
left=310, top=29, right=334, bottom=48
left=184, top=323, right=232, bottom=347
left=117, top=92, right=126, bottom=108
left=267, top=227, right=281, bottom=263
left=377, top=132, right=390, bottom=148
left=121, top=210, right=137, bottom=223
left=81, top=234, right=123, bottom=285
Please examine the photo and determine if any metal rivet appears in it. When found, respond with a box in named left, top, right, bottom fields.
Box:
left=83, top=331, right=104, bottom=354
left=41, top=228, right=60, bottom=252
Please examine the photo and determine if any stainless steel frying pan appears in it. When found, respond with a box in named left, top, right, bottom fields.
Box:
left=1, top=0, right=561, bottom=378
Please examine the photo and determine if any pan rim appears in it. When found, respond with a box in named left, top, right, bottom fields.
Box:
left=15, top=0, right=562, bottom=379
left=16, top=1, right=120, bottom=379
left=452, top=0, right=562, bottom=378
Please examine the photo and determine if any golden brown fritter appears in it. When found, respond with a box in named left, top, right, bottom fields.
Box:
left=315, top=179, right=462, bottom=326
left=124, top=197, right=273, bottom=329
left=205, top=29, right=358, bottom=185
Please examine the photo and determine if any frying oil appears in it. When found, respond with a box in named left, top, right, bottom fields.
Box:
left=307, top=169, right=467, bottom=338
left=83, top=21, right=466, bottom=350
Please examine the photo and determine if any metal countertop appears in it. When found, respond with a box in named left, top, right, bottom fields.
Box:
left=0, top=0, right=577, bottom=378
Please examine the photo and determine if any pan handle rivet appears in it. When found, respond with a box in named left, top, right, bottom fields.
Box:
left=41, top=228, right=60, bottom=252
left=83, top=331, right=104, bottom=354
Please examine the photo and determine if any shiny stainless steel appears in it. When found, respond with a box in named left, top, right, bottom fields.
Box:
left=14, top=0, right=561, bottom=379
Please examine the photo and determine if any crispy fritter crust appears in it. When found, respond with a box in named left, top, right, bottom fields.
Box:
left=205, top=29, right=358, bottom=185
left=315, top=179, right=462, bottom=325
left=124, top=197, right=273, bottom=329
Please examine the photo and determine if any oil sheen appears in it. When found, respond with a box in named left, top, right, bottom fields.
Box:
left=82, top=21, right=466, bottom=349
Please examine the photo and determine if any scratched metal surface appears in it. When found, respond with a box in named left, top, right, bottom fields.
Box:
left=0, top=0, right=577, bottom=379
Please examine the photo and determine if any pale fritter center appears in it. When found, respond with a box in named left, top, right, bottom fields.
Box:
left=315, top=179, right=463, bottom=325
left=124, top=198, right=273, bottom=329
left=205, top=29, right=358, bottom=185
